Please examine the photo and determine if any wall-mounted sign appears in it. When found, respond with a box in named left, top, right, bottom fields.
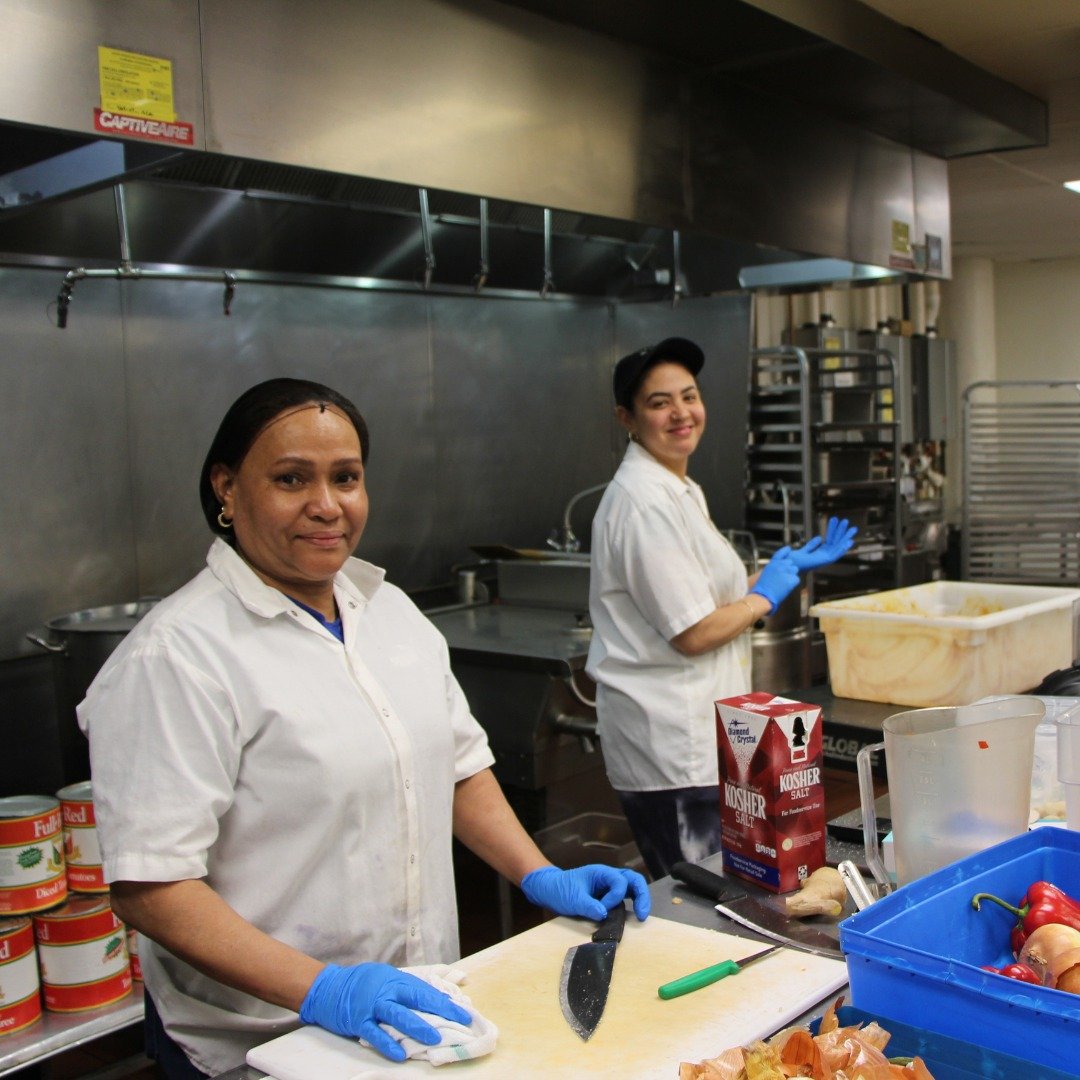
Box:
left=93, top=46, right=194, bottom=145
left=888, top=219, right=915, bottom=270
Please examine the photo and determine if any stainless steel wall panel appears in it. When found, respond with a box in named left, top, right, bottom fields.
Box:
left=199, top=0, right=651, bottom=224
left=0, top=271, right=750, bottom=667
left=685, top=76, right=927, bottom=273
left=428, top=297, right=615, bottom=571
left=614, top=296, right=752, bottom=532
left=0, top=268, right=135, bottom=657
left=194, top=0, right=951, bottom=277
left=119, top=283, right=439, bottom=594
left=913, top=153, right=952, bottom=278
left=0, top=0, right=203, bottom=143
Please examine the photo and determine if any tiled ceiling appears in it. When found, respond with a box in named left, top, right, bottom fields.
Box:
left=859, top=0, right=1080, bottom=261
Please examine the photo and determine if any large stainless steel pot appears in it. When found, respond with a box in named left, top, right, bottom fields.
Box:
left=751, top=624, right=811, bottom=695
left=27, top=599, right=158, bottom=784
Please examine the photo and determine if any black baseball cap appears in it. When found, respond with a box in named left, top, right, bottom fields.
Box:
left=613, top=337, right=705, bottom=410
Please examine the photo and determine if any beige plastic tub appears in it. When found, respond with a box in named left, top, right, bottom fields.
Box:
left=810, top=581, right=1080, bottom=707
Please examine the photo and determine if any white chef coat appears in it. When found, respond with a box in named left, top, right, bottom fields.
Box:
left=586, top=441, right=751, bottom=791
left=77, top=540, right=494, bottom=1076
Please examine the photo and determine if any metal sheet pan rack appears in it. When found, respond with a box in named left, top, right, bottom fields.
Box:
left=962, top=380, right=1080, bottom=584
left=746, top=345, right=903, bottom=605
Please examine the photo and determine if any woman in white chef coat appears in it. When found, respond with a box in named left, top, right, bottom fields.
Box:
left=586, top=339, right=855, bottom=880
left=79, top=378, right=649, bottom=1079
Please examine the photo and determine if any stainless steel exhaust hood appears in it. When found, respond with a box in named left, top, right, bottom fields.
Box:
left=0, top=0, right=1049, bottom=291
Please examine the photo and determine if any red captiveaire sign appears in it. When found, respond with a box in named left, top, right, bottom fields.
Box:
left=93, top=108, right=194, bottom=145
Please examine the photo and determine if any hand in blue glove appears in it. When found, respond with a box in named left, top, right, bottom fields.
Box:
left=749, top=546, right=801, bottom=614
left=299, top=962, right=472, bottom=1062
left=520, top=864, right=651, bottom=922
left=788, top=517, right=859, bottom=571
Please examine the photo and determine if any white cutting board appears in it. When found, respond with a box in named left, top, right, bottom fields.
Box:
left=248, top=915, right=847, bottom=1079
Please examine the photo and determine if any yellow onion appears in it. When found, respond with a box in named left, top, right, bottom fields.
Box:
left=1048, top=945, right=1080, bottom=994
left=1018, top=924, right=1080, bottom=985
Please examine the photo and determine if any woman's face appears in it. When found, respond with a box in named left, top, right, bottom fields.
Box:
left=618, top=361, right=706, bottom=476
left=211, top=404, right=368, bottom=609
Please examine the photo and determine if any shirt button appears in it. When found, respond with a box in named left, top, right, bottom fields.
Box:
left=404, top=779, right=411, bottom=790
left=381, top=708, right=390, bottom=717
left=290, top=610, right=299, bottom=617
left=409, top=926, right=417, bottom=937
left=349, top=601, right=357, bottom=609
left=410, top=853, right=416, bottom=864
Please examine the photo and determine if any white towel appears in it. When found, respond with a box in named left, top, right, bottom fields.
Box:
left=358, top=963, right=498, bottom=1067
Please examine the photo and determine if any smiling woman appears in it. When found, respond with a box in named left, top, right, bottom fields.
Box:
left=210, top=406, right=369, bottom=619
left=586, top=340, right=855, bottom=881
left=77, top=377, right=651, bottom=1080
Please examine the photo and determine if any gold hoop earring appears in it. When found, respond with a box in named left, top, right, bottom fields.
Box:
left=217, top=508, right=233, bottom=529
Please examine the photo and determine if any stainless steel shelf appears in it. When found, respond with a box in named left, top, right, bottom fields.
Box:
left=0, top=983, right=143, bottom=1077
left=747, top=345, right=903, bottom=606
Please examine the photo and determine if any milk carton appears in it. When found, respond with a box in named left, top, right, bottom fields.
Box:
left=715, top=692, right=826, bottom=893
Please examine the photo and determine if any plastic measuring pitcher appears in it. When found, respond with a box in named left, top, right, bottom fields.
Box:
left=857, top=695, right=1044, bottom=891
left=1057, top=701, right=1080, bottom=828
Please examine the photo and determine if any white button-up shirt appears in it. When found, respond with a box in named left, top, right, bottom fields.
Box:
left=586, top=441, right=751, bottom=791
left=78, top=540, right=494, bottom=1075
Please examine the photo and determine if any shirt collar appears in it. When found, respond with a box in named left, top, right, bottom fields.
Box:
left=206, top=538, right=386, bottom=619
left=620, top=439, right=698, bottom=496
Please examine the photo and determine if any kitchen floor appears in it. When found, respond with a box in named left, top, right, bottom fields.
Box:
left=26, top=767, right=870, bottom=1079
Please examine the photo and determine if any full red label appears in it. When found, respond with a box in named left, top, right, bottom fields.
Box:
left=716, top=692, right=826, bottom=893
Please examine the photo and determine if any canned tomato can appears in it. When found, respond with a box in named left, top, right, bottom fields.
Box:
left=57, top=782, right=106, bottom=894
left=126, top=926, right=141, bottom=981
left=0, top=917, right=42, bottom=1036
left=33, top=897, right=131, bottom=1012
left=0, top=796, right=67, bottom=915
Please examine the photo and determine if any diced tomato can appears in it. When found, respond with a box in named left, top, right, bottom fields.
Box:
left=0, top=796, right=67, bottom=915
left=32, top=897, right=131, bottom=1012
left=126, top=926, right=141, bottom=981
left=57, top=782, right=106, bottom=894
left=0, top=917, right=42, bottom=1036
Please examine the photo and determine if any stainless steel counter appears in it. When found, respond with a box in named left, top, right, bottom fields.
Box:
left=800, top=685, right=898, bottom=776
left=425, top=603, right=592, bottom=675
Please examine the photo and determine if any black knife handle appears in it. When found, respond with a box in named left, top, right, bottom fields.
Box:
left=592, top=901, right=626, bottom=943
left=671, top=861, right=730, bottom=901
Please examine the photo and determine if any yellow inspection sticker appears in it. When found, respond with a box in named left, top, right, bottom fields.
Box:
left=98, top=46, right=176, bottom=121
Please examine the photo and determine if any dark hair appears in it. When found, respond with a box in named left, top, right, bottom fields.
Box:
left=199, top=378, right=370, bottom=538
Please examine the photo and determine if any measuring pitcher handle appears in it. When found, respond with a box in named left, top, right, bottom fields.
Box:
left=857, top=741, right=892, bottom=896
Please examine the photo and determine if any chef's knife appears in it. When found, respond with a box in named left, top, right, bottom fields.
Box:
left=671, top=862, right=844, bottom=961
left=558, top=901, right=626, bottom=1040
left=657, top=944, right=780, bottom=999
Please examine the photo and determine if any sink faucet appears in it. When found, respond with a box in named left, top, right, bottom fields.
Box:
left=548, top=482, right=609, bottom=553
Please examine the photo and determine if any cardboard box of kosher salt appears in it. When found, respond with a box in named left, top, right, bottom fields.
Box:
left=715, top=692, right=826, bottom=893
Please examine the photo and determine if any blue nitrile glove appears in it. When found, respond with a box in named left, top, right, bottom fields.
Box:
left=520, top=864, right=651, bottom=922
left=749, top=546, right=801, bottom=614
left=788, top=516, right=859, bottom=571
left=299, top=962, right=472, bottom=1062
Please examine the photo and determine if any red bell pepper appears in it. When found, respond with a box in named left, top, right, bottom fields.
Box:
left=980, top=962, right=1042, bottom=985
left=972, top=881, right=1080, bottom=952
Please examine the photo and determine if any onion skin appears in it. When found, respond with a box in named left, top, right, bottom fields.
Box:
left=1048, top=946, right=1080, bottom=993
left=1017, top=924, right=1080, bottom=985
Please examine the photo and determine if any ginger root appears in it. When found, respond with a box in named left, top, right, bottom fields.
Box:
left=785, top=866, right=845, bottom=918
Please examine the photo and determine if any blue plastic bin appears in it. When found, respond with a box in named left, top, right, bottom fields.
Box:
left=810, top=1005, right=1078, bottom=1080
left=839, top=828, right=1080, bottom=1075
